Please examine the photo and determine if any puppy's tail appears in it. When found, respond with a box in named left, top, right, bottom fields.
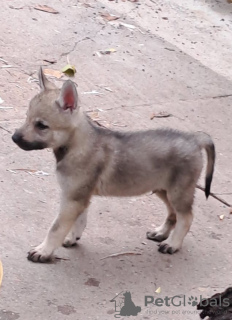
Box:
left=195, top=132, right=215, bottom=199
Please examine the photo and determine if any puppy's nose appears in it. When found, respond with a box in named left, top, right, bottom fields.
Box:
left=12, top=131, right=23, bottom=144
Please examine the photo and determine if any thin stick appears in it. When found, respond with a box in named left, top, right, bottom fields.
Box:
left=196, top=184, right=232, bottom=207
left=0, top=125, right=12, bottom=133
left=213, top=192, right=232, bottom=195
left=93, top=119, right=108, bottom=129
left=100, top=251, right=142, bottom=260
left=55, top=257, right=70, bottom=261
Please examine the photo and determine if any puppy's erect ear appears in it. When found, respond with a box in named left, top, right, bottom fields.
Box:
left=56, top=80, right=78, bottom=112
left=38, top=67, right=57, bottom=91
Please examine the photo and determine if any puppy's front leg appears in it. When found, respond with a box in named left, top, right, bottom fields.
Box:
left=28, top=198, right=89, bottom=262
left=63, top=209, right=88, bottom=247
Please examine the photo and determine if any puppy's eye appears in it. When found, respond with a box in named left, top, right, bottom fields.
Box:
left=35, top=121, right=49, bottom=130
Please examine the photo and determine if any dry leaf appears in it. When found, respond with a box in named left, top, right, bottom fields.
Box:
left=198, top=287, right=207, bottom=292
left=82, top=3, right=92, bottom=7
left=44, top=69, right=62, bottom=79
left=155, top=287, right=161, bottom=293
left=101, top=12, right=120, bottom=21
left=150, top=111, right=171, bottom=120
left=219, top=214, right=225, bottom=220
left=61, top=64, right=76, bottom=77
left=34, top=5, right=59, bottom=14
left=0, top=260, right=3, bottom=287
left=230, top=208, right=232, bottom=214
left=99, top=48, right=116, bottom=55
left=89, top=111, right=100, bottom=121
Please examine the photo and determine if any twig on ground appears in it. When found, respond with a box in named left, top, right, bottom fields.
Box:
left=100, top=251, right=142, bottom=260
left=196, top=184, right=232, bottom=207
left=212, top=192, right=232, bottom=195
left=93, top=119, right=108, bottom=129
left=0, top=125, right=12, bottom=134
left=55, top=257, right=70, bottom=261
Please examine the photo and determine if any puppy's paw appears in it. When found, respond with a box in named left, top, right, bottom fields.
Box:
left=146, top=231, right=168, bottom=243
left=62, top=237, right=80, bottom=248
left=158, top=241, right=179, bottom=255
left=27, top=244, right=53, bottom=263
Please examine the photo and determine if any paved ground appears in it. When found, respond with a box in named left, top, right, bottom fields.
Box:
left=0, top=0, right=232, bottom=319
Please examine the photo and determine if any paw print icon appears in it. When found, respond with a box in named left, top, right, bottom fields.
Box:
left=188, top=296, right=198, bottom=306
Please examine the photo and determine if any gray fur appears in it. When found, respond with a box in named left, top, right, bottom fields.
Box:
left=12, top=68, right=216, bottom=262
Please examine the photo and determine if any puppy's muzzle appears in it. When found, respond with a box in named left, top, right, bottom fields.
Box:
left=12, top=130, right=47, bottom=151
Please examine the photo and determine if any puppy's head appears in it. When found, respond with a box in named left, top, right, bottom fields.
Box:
left=12, top=67, right=79, bottom=151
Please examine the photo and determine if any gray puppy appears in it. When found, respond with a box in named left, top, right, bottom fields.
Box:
left=12, top=68, right=215, bottom=263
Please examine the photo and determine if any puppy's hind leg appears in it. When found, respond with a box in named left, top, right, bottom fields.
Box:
left=63, top=209, right=88, bottom=247
left=147, top=190, right=176, bottom=242
left=158, top=187, right=194, bottom=254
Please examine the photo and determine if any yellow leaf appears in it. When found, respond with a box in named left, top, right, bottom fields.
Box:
left=99, top=48, right=116, bottom=55
left=155, top=287, right=161, bottom=293
left=61, top=64, right=76, bottom=77
left=0, top=260, right=3, bottom=287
